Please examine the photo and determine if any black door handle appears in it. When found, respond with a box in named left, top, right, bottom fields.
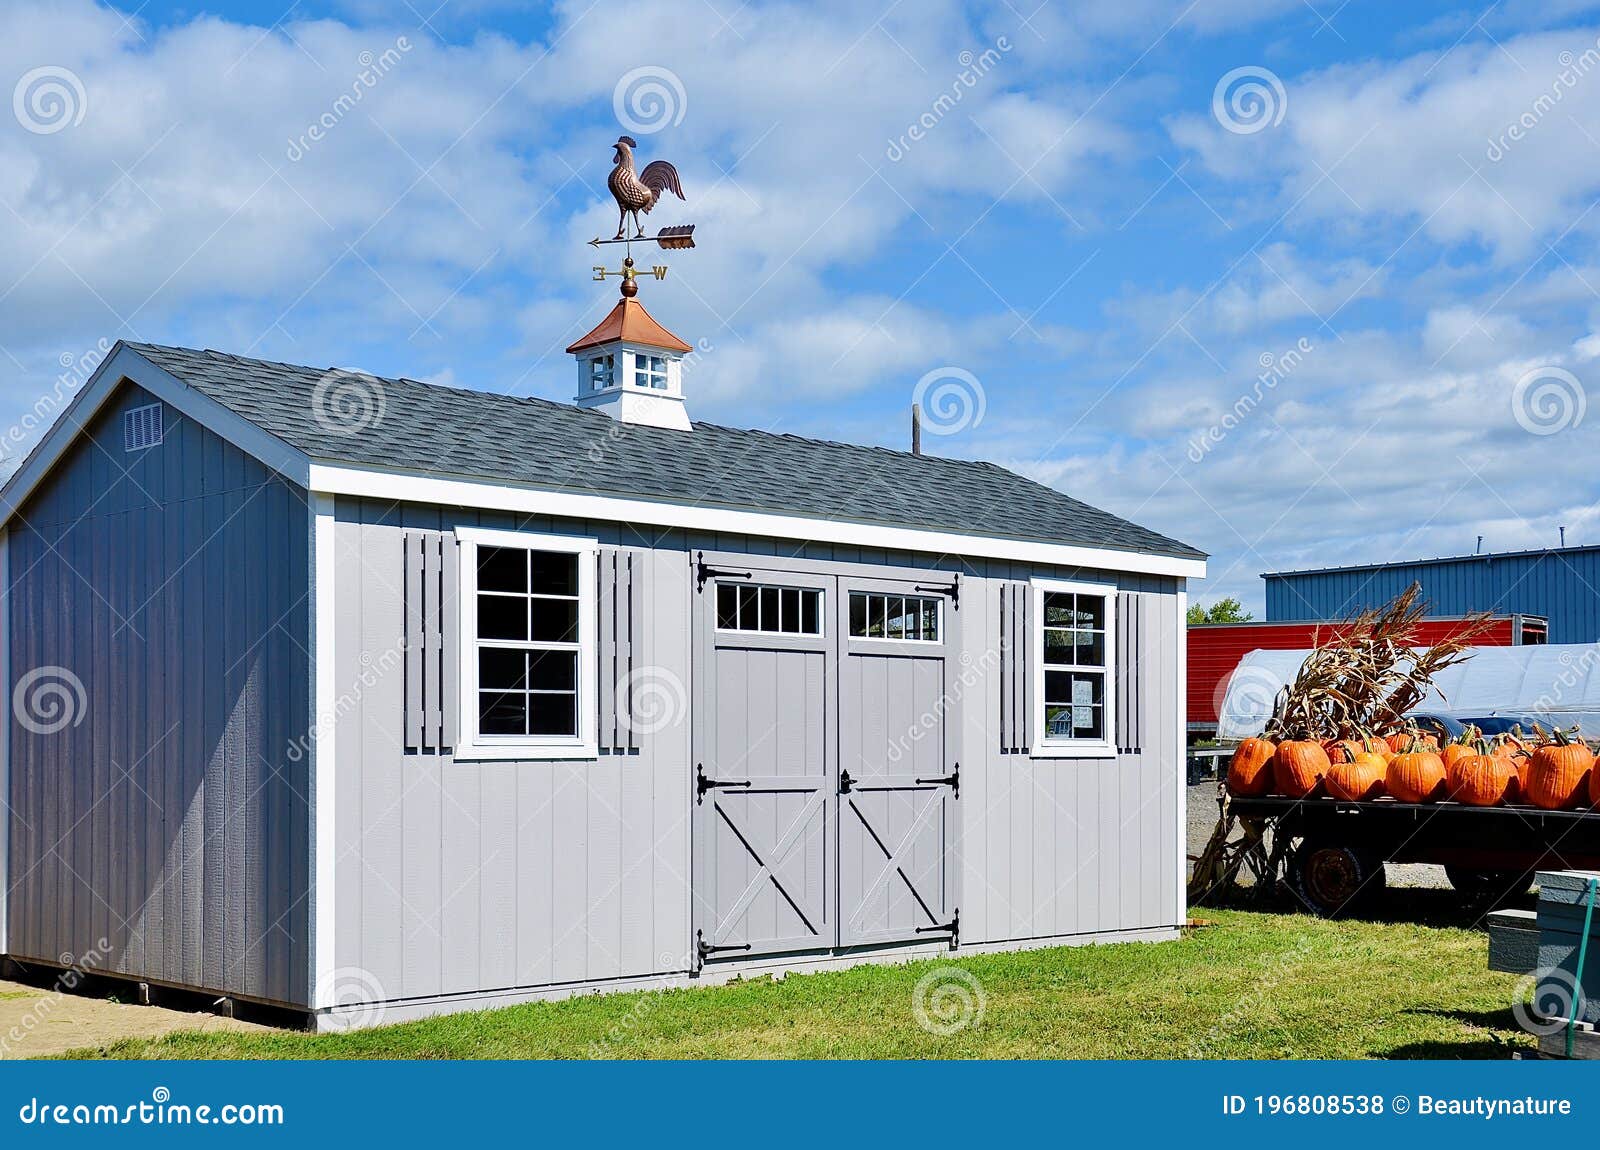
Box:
left=839, top=767, right=854, bottom=794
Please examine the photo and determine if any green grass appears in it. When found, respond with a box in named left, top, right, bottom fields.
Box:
left=60, top=909, right=1533, bottom=1060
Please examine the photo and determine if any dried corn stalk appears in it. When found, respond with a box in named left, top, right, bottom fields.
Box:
left=1264, top=584, right=1495, bottom=741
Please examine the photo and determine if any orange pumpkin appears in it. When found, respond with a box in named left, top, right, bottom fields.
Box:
left=1323, top=738, right=1362, bottom=764
left=1590, top=760, right=1600, bottom=808
left=1325, top=751, right=1387, bottom=801
left=1226, top=737, right=1276, bottom=797
left=1522, top=728, right=1594, bottom=810
left=1441, top=727, right=1478, bottom=772
left=1447, top=750, right=1517, bottom=807
left=1387, top=741, right=1447, bottom=804
left=1274, top=740, right=1329, bottom=799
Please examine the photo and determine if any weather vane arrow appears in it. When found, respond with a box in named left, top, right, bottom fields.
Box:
left=586, top=135, right=699, bottom=272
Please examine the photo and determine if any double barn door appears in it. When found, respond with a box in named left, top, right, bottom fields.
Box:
left=691, top=557, right=959, bottom=969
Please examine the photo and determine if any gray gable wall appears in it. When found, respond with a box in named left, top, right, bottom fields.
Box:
left=124, top=343, right=1204, bottom=562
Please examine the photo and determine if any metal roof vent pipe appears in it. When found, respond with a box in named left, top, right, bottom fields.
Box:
left=912, top=404, right=922, bottom=455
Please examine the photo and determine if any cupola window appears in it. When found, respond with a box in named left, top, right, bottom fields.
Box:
left=634, top=354, right=668, bottom=390
left=589, top=354, right=616, bottom=390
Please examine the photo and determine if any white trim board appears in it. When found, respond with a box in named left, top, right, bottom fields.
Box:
left=309, top=464, right=1207, bottom=579
left=310, top=494, right=337, bottom=1009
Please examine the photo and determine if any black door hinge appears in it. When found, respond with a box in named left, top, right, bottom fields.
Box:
left=696, top=929, right=753, bottom=965
left=916, top=762, right=959, bottom=798
left=696, top=763, right=752, bottom=803
left=696, top=551, right=752, bottom=593
left=914, top=572, right=959, bottom=609
left=915, top=909, right=960, bottom=950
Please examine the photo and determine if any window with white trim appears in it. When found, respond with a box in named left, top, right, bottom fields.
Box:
left=716, top=583, right=822, bottom=635
left=634, top=353, right=668, bottom=390
left=848, top=591, right=940, bottom=641
left=1034, top=579, right=1116, bottom=757
left=589, top=354, right=616, bottom=390
left=456, top=528, right=597, bottom=760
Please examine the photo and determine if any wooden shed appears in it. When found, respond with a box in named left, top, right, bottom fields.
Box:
left=0, top=300, right=1205, bottom=1028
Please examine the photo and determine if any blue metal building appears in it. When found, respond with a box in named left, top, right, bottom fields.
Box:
left=1264, top=546, right=1597, bottom=644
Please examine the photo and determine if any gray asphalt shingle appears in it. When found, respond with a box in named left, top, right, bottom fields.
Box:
left=126, top=342, right=1204, bottom=561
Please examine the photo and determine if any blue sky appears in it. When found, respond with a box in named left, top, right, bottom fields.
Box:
left=5, top=0, right=1600, bottom=611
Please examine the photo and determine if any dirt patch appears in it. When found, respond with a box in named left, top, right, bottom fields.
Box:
left=0, top=975, right=265, bottom=1059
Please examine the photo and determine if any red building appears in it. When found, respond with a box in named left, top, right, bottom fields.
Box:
left=1187, top=615, right=1546, bottom=736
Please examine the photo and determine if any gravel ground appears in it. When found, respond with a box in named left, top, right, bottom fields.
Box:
left=1184, top=779, right=1451, bottom=891
left=0, top=975, right=261, bottom=1059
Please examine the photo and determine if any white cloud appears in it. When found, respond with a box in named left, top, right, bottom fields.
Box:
left=1174, top=25, right=1600, bottom=257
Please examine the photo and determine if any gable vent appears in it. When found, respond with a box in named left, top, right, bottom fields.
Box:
left=123, top=403, right=164, bottom=452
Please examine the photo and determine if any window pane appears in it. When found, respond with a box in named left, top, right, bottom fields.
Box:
left=760, top=586, right=780, bottom=631
left=922, top=603, right=939, bottom=641
left=737, top=585, right=758, bottom=628
left=479, top=648, right=528, bottom=689
left=849, top=592, right=867, bottom=637
left=1043, top=628, right=1074, bottom=665
left=528, top=650, right=577, bottom=691
left=528, top=692, right=577, bottom=736
left=717, top=584, right=738, bottom=629
left=480, top=691, right=526, bottom=735
left=802, top=589, right=820, bottom=635
left=478, top=547, right=526, bottom=593
left=530, top=598, right=579, bottom=643
left=1043, top=591, right=1076, bottom=627
left=1075, top=595, right=1106, bottom=629
left=780, top=588, right=800, bottom=633
left=530, top=552, right=578, bottom=596
left=478, top=594, right=528, bottom=641
left=1073, top=630, right=1105, bottom=667
left=1045, top=671, right=1105, bottom=741
left=869, top=594, right=886, bottom=638
left=886, top=596, right=905, bottom=639
left=905, top=598, right=922, bottom=639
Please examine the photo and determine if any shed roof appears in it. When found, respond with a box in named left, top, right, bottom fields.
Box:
left=119, top=342, right=1203, bottom=562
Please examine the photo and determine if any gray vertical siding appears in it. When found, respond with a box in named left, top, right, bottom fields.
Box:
left=5, top=383, right=311, bottom=1006
left=958, top=563, right=1182, bottom=947
left=333, top=506, right=1183, bottom=1002
left=332, top=500, right=692, bottom=1000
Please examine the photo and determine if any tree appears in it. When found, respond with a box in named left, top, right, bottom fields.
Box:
left=1187, top=597, right=1254, bottom=625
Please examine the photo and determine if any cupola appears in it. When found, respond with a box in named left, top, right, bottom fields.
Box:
left=567, top=261, right=694, bottom=431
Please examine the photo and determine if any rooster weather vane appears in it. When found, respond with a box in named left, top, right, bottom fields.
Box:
left=589, top=134, right=697, bottom=295
left=590, top=135, right=696, bottom=250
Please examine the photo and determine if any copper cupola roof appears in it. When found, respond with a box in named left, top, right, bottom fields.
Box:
left=565, top=297, right=693, bottom=355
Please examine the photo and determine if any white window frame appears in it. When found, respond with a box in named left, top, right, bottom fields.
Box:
left=455, top=525, right=598, bottom=761
left=1032, top=576, right=1117, bottom=759
left=588, top=353, right=616, bottom=390
left=633, top=352, right=668, bottom=391
left=846, top=590, right=943, bottom=644
left=714, top=581, right=825, bottom=637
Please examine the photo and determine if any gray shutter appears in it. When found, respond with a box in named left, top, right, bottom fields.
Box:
left=999, top=581, right=1031, bottom=755
left=1116, top=590, right=1143, bottom=755
left=403, top=530, right=458, bottom=753
left=597, top=548, right=642, bottom=753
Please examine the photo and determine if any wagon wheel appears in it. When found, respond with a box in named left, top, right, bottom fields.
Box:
left=1287, top=839, right=1384, bottom=917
